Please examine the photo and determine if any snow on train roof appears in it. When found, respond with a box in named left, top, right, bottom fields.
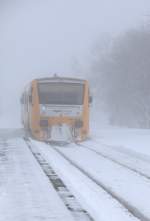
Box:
left=36, top=77, right=85, bottom=84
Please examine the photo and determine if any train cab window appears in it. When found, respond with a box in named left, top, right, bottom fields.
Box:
left=38, top=82, right=84, bottom=105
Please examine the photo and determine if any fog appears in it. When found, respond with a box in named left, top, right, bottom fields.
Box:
left=1, top=0, right=150, bottom=127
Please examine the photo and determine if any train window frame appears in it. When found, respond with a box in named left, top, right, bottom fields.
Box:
left=37, top=82, right=85, bottom=105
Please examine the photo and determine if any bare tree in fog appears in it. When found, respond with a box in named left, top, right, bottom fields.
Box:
left=91, top=26, right=150, bottom=128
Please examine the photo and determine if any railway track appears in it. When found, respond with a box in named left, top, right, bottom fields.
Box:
left=79, top=141, right=150, bottom=180
left=0, top=139, right=8, bottom=162
left=27, top=139, right=150, bottom=221
left=52, top=146, right=148, bottom=221
left=29, top=139, right=141, bottom=221
left=25, top=139, right=94, bottom=221
left=93, top=138, right=150, bottom=164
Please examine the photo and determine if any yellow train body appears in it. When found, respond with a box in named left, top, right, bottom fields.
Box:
left=21, top=76, right=91, bottom=142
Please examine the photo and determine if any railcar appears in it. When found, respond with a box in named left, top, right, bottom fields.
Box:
left=21, top=75, right=92, bottom=142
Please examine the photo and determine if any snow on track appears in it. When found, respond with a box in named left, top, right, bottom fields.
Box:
left=93, top=128, right=150, bottom=159
left=0, top=138, right=75, bottom=221
left=26, top=139, right=93, bottom=221
left=81, top=140, right=150, bottom=179
left=53, top=143, right=150, bottom=221
left=32, top=140, right=139, bottom=221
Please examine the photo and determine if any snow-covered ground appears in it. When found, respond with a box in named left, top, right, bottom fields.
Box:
left=0, top=127, right=150, bottom=221
left=92, top=126, right=150, bottom=158
left=32, top=140, right=138, bottom=221
left=0, top=138, right=75, bottom=221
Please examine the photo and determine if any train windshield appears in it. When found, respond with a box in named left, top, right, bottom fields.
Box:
left=38, top=82, right=84, bottom=105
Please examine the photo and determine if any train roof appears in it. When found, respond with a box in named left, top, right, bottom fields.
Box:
left=35, top=76, right=85, bottom=84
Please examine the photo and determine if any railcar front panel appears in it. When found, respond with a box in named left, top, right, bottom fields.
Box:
left=21, top=76, right=91, bottom=142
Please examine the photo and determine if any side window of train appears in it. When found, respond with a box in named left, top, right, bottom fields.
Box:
left=20, top=95, right=24, bottom=104
left=29, top=87, right=33, bottom=105
left=89, top=95, right=93, bottom=104
left=24, top=93, right=28, bottom=111
left=88, top=89, right=93, bottom=104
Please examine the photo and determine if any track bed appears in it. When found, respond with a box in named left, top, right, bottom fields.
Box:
left=1, top=131, right=150, bottom=221
left=0, top=138, right=76, bottom=221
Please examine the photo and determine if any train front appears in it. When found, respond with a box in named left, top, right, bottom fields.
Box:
left=37, top=78, right=89, bottom=142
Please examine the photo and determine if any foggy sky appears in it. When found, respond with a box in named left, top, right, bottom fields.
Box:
left=1, top=0, right=150, bottom=127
